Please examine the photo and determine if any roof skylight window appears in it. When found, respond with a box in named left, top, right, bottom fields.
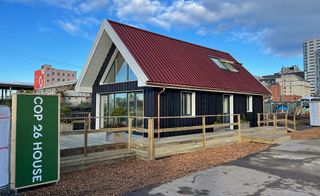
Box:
left=209, top=56, right=238, bottom=72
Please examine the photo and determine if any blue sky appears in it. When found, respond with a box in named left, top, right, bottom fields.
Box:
left=1, top=0, right=319, bottom=84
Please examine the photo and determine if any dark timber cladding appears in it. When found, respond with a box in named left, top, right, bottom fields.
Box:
left=145, top=87, right=263, bottom=129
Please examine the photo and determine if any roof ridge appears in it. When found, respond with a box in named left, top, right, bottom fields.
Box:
left=107, top=19, right=234, bottom=58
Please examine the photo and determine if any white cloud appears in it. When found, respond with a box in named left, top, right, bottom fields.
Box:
left=56, top=17, right=101, bottom=39
left=37, top=24, right=53, bottom=32
left=14, top=0, right=109, bottom=13
left=78, top=0, right=108, bottom=13
left=112, top=0, right=320, bottom=57
left=9, top=0, right=320, bottom=56
left=57, top=19, right=79, bottom=35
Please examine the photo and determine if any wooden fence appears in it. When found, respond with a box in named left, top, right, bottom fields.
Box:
left=60, top=114, right=242, bottom=160
left=257, top=113, right=297, bottom=131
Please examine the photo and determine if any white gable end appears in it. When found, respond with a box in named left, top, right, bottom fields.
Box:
left=76, top=20, right=148, bottom=93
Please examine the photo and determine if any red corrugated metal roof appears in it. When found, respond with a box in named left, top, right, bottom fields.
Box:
left=109, top=20, right=270, bottom=95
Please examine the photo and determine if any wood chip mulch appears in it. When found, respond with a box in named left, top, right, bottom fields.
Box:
left=22, top=142, right=269, bottom=196
left=290, top=128, right=320, bottom=140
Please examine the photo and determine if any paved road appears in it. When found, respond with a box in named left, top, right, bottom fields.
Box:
left=127, top=139, right=320, bottom=196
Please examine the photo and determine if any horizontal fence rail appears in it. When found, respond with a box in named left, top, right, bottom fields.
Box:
left=257, top=112, right=302, bottom=132
left=59, top=113, right=243, bottom=160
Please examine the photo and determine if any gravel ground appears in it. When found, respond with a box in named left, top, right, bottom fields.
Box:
left=22, top=142, right=269, bottom=196
left=20, top=128, right=320, bottom=196
left=290, top=127, right=320, bottom=140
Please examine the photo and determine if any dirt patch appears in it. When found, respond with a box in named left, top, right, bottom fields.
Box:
left=22, top=142, right=269, bottom=196
left=290, top=128, right=320, bottom=140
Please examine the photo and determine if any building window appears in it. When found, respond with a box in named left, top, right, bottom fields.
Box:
left=100, top=92, right=144, bottom=128
left=246, top=95, right=253, bottom=112
left=58, top=72, right=60, bottom=76
left=63, top=73, right=65, bottom=76
left=52, top=72, right=55, bottom=75
left=103, top=51, right=138, bottom=84
left=68, top=73, right=70, bottom=77
left=181, top=92, right=195, bottom=116
left=209, top=56, right=238, bottom=72
left=58, top=79, right=60, bottom=81
left=52, top=78, right=54, bottom=81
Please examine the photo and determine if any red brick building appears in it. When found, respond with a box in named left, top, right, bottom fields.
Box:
left=34, top=65, right=76, bottom=90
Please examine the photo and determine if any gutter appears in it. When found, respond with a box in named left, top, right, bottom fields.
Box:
left=147, top=81, right=270, bottom=96
left=157, top=86, right=166, bottom=140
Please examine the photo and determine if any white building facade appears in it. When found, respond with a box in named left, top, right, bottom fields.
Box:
left=303, top=38, right=320, bottom=95
left=275, top=74, right=310, bottom=97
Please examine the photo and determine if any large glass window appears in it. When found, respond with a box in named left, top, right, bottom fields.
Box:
left=136, top=93, right=144, bottom=127
left=181, top=92, right=192, bottom=116
left=101, top=92, right=144, bottom=128
left=104, top=52, right=138, bottom=84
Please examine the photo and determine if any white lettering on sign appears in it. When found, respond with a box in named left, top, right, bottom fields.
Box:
left=32, top=96, right=43, bottom=183
left=33, top=97, right=43, bottom=121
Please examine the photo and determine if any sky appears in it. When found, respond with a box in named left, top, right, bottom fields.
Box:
left=1, top=0, right=319, bottom=84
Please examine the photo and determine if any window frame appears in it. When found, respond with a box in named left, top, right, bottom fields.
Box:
left=100, top=91, right=144, bottom=128
left=246, top=95, right=253, bottom=112
left=209, top=56, right=238, bottom=72
left=100, top=49, right=138, bottom=85
left=181, top=91, right=195, bottom=117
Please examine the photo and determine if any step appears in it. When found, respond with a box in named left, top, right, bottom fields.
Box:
left=61, top=149, right=136, bottom=173
left=242, top=132, right=291, bottom=144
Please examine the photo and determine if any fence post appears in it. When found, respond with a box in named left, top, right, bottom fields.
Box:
left=128, top=117, right=132, bottom=151
left=257, top=113, right=260, bottom=128
left=148, top=118, right=155, bottom=160
left=84, top=119, right=88, bottom=157
left=285, top=113, right=288, bottom=130
left=237, top=114, right=241, bottom=142
left=273, top=113, right=276, bottom=133
left=88, top=113, right=91, bottom=130
left=293, top=115, right=296, bottom=130
left=202, top=116, right=206, bottom=149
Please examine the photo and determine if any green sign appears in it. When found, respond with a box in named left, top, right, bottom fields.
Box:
left=11, top=94, right=60, bottom=190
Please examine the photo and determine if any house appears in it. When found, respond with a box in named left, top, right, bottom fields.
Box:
left=76, top=20, right=270, bottom=136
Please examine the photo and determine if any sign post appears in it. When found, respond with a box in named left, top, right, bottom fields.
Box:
left=10, top=94, right=60, bottom=190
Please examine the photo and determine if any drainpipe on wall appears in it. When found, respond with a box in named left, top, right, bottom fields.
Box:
left=157, top=86, right=166, bottom=140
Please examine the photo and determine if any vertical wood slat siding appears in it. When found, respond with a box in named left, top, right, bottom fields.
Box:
left=145, top=88, right=263, bottom=129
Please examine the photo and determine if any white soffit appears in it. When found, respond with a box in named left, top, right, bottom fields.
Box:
left=76, top=20, right=149, bottom=93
